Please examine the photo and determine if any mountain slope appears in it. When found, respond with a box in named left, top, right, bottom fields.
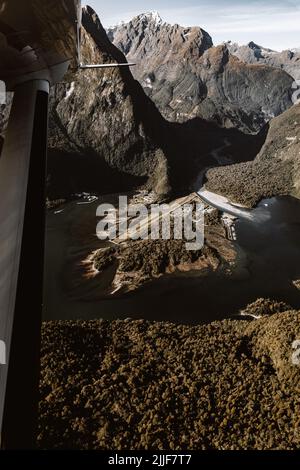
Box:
left=108, top=12, right=213, bottom=80
left=0, top=8, right=279, bottom=199
left=0, top=7, right=266, bottom=199
left=47, top=6, right=172, bottom=198
left=108, top=14, right=294, bottom=133
left=226, top=41, right=300, bottom=80
left=38, top=310, right=300, bottom=450
left=205, top=103, right=300, bottom=207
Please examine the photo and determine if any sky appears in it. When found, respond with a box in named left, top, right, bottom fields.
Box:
left=84, top=0, right=300, bottom=51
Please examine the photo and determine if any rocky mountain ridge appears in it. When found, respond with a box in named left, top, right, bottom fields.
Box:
left=108, top=14, right=295, bottom=133
left=1, top=7, right=267, bottom=199
left=47, top=6, right=173, bottom=198
left=1, top=7, right=298, bottom=200
left=226, top=41, right=300, bottom=80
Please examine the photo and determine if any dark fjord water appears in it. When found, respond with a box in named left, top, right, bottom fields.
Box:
left=43, top=196, right=300, bottom=325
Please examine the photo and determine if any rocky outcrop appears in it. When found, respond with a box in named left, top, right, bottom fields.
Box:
left=205, top=103, right=300, bottom=207
left=193, top=45, right=293, bottom=133
left=108, top=14, right=294, bottom=133
left=47, top=6, right=172, bottom=198
left=226, top=41, right=300, bottom=80
left=108, top=12, right=213, bottom=93
left=1, top=8, right=292, bottom=199
left=45, top=8, right=275, bottom=197
left=47, top=8, right=263, bottom=198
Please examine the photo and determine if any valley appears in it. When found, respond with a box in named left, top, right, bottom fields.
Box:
left=1, top=3, right=300, bottom=451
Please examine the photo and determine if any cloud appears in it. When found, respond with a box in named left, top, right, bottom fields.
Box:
left=91, top=0, right=300, bottom=50
left=158, top=1, right=300, bottom=31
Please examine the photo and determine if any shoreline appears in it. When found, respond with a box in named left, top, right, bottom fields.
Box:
left=43, top=190, right=300, bottom=324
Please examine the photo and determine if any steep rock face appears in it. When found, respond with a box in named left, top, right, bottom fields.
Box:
left=226, top=41, right=300, bottom=80
left=194, top=45, right=294, bottom=132
left=47, top=6, right=171, bottom=198
left=108, top=15, right=294, bottom=133
left=108, top=12, right=213, bottom=80
left=0, top=8, right=272, bottom=199
left=205, top=103, right=300, bottom=207
left=0, top=7, right=266, bottom=200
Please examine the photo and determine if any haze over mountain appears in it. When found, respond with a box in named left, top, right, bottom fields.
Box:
left=108, top=12, right=294, bottom=134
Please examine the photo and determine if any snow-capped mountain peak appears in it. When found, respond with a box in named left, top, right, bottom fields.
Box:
left=140, top=11, right=163, bottom=25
